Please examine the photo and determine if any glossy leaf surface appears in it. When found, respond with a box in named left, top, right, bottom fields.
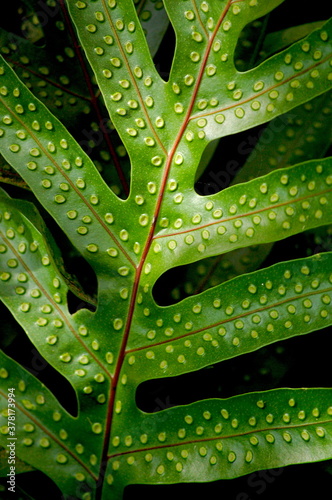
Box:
left=0, top=1, right=331, bottom=498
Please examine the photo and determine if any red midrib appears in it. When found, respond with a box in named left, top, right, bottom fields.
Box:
left=1, top=230, right=109, bottom=375
left=126, top=285, right=332, bottom=353
left=98, top=0, right=237, bottom=494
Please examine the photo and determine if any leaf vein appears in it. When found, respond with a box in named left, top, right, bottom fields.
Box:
left=126, top=285, right=332, bottom=352
left=100, top=0, right=167, bottom=155
left=0, top=96, right=135, bottom=267
left=154, top=186, right=332, bottom=239
left=0, top=231, right=111, bottom=377
left=0, top=388, right=98, bottom=480
left=190, top=54, right=332, bottom=121
left=108, top=418, right=332, bottom=459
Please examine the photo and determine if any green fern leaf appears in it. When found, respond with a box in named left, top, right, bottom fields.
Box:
left=0, top=1, right=331, bottom=498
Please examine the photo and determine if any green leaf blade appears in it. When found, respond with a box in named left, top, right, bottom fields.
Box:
left=187, top=18, right=332, bottom=142
left=0, top=351, right=100, bottom=498
left=126, top=252, right=332, bottom=379
left=66, top=0, right=169, bottom=162
left=146, top=157, right=332, bottom=278
left=138, top=0, right=169, bottom=58
left=0, top=1, right=331, bottom=498
left=261, top=21, right=326, bottom=60
left=0, top=192, right=117, bottom=409
left=0, top=56, right=138, bottom=274
left=0, top=26, right=92, bottom=126
left=105, top=388, right=332, bottom=493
